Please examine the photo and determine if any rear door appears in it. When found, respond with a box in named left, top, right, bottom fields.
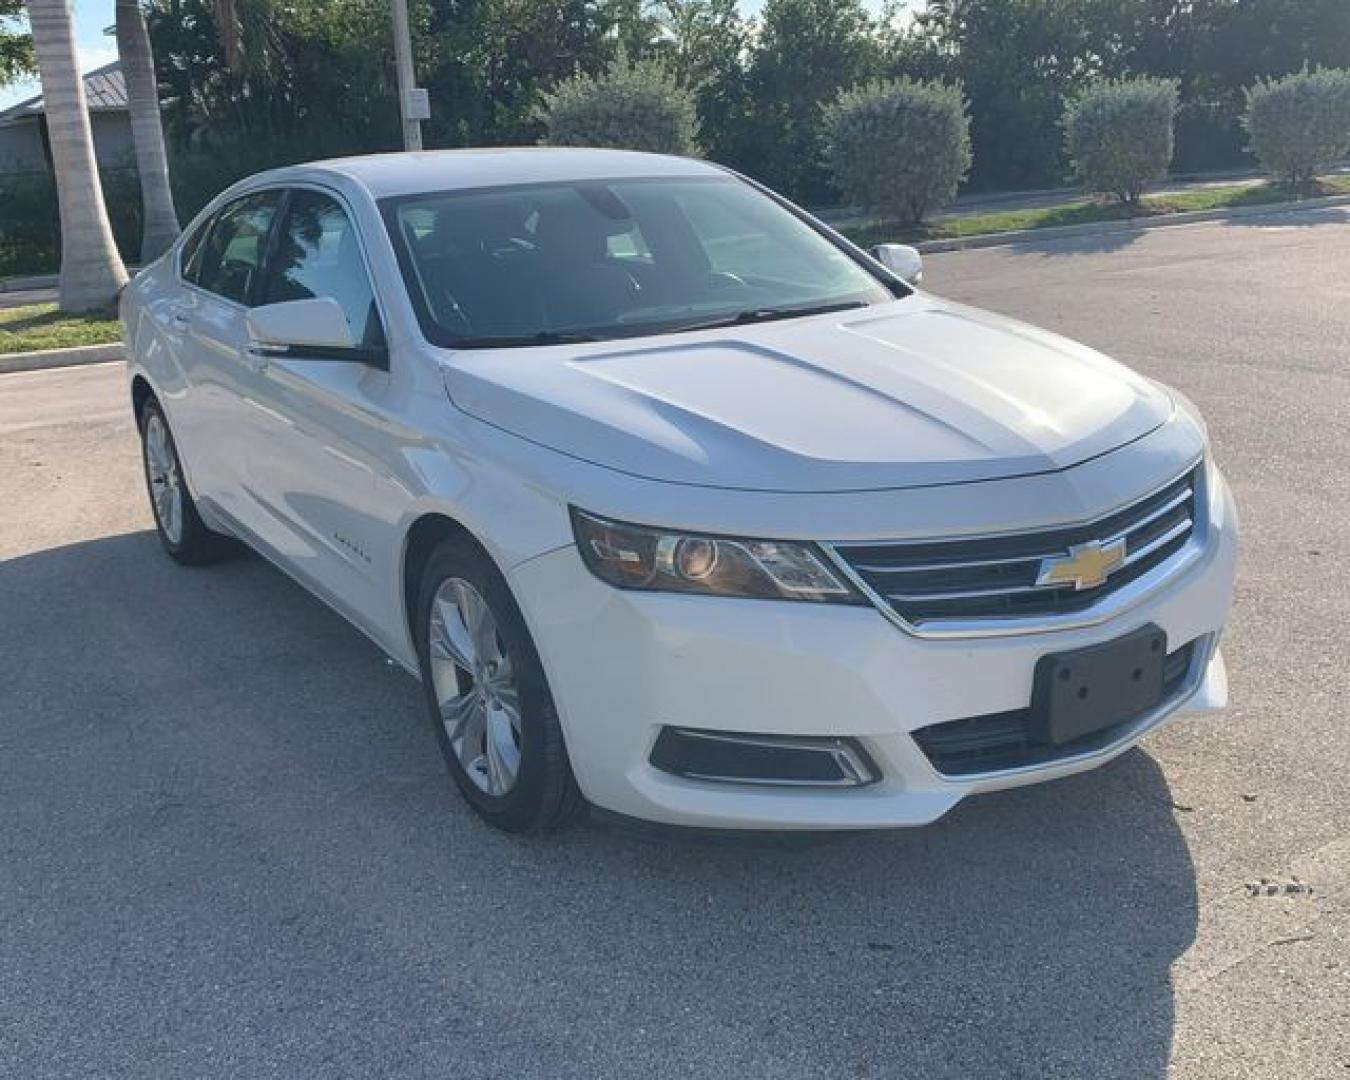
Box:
left=172, top=190, right=285, bottom=526
left=144, top=211, right=214, bottom=494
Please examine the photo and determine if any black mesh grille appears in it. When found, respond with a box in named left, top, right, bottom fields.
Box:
left=912, top=639, right=1199, bottom=776
left=836, top=467, right=1201, bottom=626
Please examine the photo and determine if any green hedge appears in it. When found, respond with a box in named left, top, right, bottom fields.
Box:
left=0, top=166, right=140, bottom=277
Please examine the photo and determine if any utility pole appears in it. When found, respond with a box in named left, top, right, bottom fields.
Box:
left=390, top=0, right=427, bottom=151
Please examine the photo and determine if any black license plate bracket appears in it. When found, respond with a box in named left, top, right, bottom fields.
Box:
left=1032, top=625, right=1167, bottom=746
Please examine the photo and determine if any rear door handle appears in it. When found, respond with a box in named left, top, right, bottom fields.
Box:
left=242, top=346, right=271, bottom=374
left=169, top=312, right=190, bottom=331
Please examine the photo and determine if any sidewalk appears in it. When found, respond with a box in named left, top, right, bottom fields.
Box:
left=813, top=162, right=1350, bottom=227
left=0, top=287, right=58, bottom=310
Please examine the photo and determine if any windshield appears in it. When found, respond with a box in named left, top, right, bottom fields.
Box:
left=380, top=175, right=899, bottom=348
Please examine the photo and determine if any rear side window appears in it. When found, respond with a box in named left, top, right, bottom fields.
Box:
left=195, top=191, right=282, bottom=305
left=261, top=189, right=384, bottom=349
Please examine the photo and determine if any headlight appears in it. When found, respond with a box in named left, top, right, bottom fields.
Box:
left=570, top=509, right=861, bottom=603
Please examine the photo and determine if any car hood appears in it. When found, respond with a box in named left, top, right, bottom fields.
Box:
left=440, top=296, right=1173, bottom=493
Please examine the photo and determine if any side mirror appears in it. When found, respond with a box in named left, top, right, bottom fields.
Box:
left=871, top=244, right=923, bottom=286
left=246, top=297, right=356, bottom=352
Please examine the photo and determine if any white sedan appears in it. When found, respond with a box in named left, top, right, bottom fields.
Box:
left=120, top=148, right=1237, bottom=833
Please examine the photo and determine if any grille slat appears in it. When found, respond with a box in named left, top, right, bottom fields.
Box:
left=835, top=468, right=1202, bottom=627
left=883, top=581, right=1060, bottom=603
left=1121, top=518, right=1192, bottom=568
left=1101, top=486, right=1192, bottom=545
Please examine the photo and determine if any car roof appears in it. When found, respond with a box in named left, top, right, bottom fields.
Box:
left=251, top=147, right=726, bottom=200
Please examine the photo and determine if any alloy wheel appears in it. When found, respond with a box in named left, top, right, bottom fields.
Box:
left=144, top=412, right=184, bottom=545
left=427, top=577, right=523, bottom=796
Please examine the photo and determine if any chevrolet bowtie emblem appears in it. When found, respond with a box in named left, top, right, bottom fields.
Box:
left=1036, top=539, right=1126, bottom=591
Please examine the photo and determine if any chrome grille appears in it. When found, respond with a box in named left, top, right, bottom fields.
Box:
left=833, top=466, right=1201, bottom=629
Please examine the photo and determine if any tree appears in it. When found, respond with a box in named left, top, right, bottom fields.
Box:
left=653, top=0, right=750, bottom=165
left=116, top=0, right=180, bottom=261
left=25, top=0, right=127, bottom=310
left=903, top=0, right=1141, bottom=190
left=1, top=0, right=33, bottom=85
left=824, top=78, right=971, bottom=224
left=422, top=0, right=622, bottom=148
left=744, top=0, right=882, bottom=204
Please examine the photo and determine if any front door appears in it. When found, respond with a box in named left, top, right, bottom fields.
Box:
left=243, top=187, right=410, bottom=643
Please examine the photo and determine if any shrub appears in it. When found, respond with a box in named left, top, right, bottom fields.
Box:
left=1172, top=100, right=1250, bottom=174
left=1064, top=78, right=1179, bottom=204
left=0, top=170, right=60, bottom=274
left=538, top=55, right=700, bottom=156
left=822, top=79, right=971, bottom=226
left=1244, top=68, right=1350, bottom=191
left=0, top=166, right=139, bottom=277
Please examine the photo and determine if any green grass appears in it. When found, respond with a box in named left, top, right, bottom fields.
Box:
left=0, top=302, right=121, bottom=356
left=840, top=175, right=1350, bottom=248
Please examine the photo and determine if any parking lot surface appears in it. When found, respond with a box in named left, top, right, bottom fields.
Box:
left=2, top=209, right=1348, bottom=1078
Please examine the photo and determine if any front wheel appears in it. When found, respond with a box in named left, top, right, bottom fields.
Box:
left=139, top=400, right=231, bottom=565
left=415, top=537, right=584, bottom=832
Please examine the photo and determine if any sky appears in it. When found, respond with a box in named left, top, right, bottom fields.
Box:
left=1, top=1, right=117, bottom=111
left=0, top=0, right=890, bottom=112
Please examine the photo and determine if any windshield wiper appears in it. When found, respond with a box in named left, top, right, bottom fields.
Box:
left=450, top=330, right=603, bottom=348
left=667, top=300, right=870, bottom=335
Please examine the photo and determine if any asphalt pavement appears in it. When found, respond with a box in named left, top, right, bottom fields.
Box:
left=2, top=208, right=1348, bottom=1078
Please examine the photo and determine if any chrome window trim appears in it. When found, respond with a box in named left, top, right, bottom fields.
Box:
left=821, top=457, right=1208, bottom=639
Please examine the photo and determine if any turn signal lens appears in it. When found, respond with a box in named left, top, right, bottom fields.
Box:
left=570, top=509, right=860, bottom=603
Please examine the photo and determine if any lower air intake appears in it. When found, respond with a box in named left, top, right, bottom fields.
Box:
left=650, top=728, right=879, bottom=788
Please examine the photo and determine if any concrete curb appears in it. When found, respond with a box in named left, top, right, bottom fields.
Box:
left=914, top=193, right=1350, bottom=253
left=0, top=267, right=141, bottom=293
left=0, top=342, right=123, bottom=375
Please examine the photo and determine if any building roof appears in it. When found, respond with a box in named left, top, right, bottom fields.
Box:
left=0, top=61, right=126, bottom=126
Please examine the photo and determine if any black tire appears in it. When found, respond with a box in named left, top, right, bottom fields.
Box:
left=415, top=536, right=585, bottom=833
left=138, top=399, right=232, bottom=565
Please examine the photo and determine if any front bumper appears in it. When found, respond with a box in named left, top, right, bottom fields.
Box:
left=509, top=471, right=1238, bottom=830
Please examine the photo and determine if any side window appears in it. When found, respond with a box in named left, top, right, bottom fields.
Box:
left=261, top=190, right=384, bottom=349
left=195, top=191, right=282, bottom=305
left=179, top=214, right=212, bottom=284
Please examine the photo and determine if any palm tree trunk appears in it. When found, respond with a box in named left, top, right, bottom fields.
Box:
left=116, top=0, right=180, bottom=261
left=26, top=0, right=127, bottom=312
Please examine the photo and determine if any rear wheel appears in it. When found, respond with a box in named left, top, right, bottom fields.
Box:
left=415, top=537, right=584, bottom=832
left=139, top=400, right=231, bottom=565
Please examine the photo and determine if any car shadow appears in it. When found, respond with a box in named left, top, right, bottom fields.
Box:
left=1225, top=206, right=1350, bottom=229
left=998, top=226, right=1144, bottom=258
left=0, top=531, right=1198, bottom=1078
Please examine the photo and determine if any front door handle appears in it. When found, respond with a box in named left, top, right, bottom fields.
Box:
left=169, top=312, right=190, bottom=332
